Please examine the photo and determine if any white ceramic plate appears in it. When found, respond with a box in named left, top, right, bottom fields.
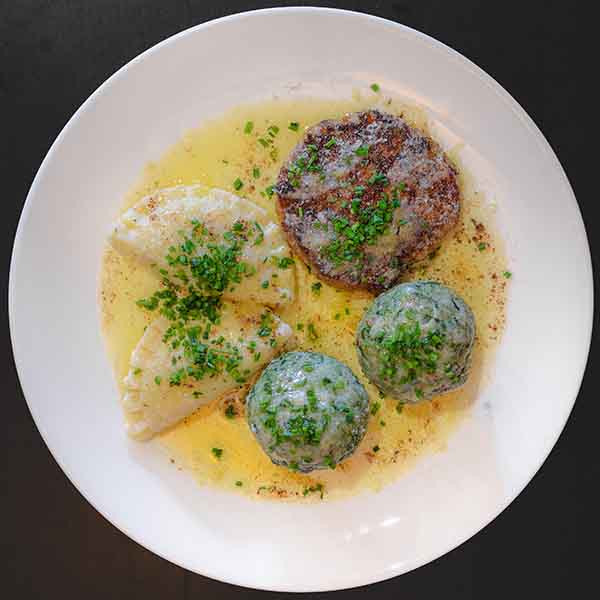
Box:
left=9, top=7, right=593, bottom=592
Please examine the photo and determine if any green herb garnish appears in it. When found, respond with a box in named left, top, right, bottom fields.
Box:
left=136, top=220, right=259, bottom=388
left=377, top=318, right=445, bottom=385
left=257, top=311, right=274, bottom=338
left=320, top=194, right=400, bottom=266
left=302, top=483, right=324, bottom=499
left=368, top=172, right=388, bottom=186
left=324, top=456, right=336, bottom=469
left=274, top=256, right=295, bottom=269
left=286, top=143, right=322, bottom=187
left=253, top=221, right=264, bottom=246
left=136, top=296, right=159, bottom=310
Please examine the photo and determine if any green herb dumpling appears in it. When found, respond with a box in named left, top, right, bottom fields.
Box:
left=246, top=351, right=369, bottom=472
left=356, top=281, right=475, bottom=403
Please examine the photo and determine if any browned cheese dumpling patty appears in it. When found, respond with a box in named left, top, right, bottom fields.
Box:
left=275, top=110, right=461, bottom=292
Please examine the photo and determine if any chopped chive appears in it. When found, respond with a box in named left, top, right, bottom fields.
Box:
left=503, top=270, right=512, bottom=279
left=274, top=256, right=294, bottom=269
left=324, top=138, right=337, bottom=149
left=333, top=380, right=345, bottom=391
left=372, top=445, right=380, bottom=452
left=253, top=221, right=264, bottom=246
left=303, top=483, right=324, bottom=498
left=136, top=296, right=159, bottom=311
left=253, top=166, right=260, bottom=179
left=355, top=144, right=369, bottom=157
left=154, top=375, right=162, bottom=385
left=288, top=121, right=300, bottom=131
left=211, top=447, right=223, bottom=459
left=244, top=121, right=254, bottom=134
left=368, top=171, right=388, bottom=186
left=478, top=242, right=487, bottom=251
left=233, top=178, right=243, bottom=191
left=370, top=83, right=380, bottom=92
left=235, top=480, right=243, bottom=487
left=261, top=280, right=269, bottom=289
left=133, top=367, right=142, bottom=375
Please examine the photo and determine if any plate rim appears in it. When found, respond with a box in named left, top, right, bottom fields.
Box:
left=8, top=6, right=594, bottom=592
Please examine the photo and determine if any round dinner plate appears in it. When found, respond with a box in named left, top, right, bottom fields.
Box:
left=9, top=7, right=593, bottom=592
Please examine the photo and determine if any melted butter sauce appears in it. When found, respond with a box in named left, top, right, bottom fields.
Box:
left=101, top=93, right=509, bottom=502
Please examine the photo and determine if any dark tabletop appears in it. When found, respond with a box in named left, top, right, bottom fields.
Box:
left=2, top=1, right=597, bottom=598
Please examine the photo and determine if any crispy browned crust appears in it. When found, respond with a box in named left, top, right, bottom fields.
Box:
left=275, top=199, right=361, bottom=292
left=275, top=110, right=461, bottom=293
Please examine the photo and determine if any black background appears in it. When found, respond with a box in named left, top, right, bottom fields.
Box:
left=2, top=2, right=597, bottom=598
